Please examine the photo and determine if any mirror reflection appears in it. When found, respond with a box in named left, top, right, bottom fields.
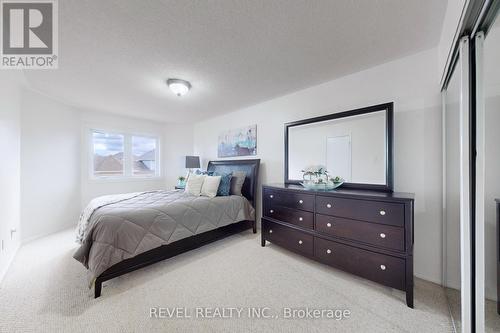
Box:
left=287, top=110, right=387, bottom=185
left=444, top=61, right=462, bottom=331
left=482, top=12, right=500, bottom=333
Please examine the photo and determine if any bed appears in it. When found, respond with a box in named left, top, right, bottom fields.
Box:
left=73, top=159, right=260, bottom=298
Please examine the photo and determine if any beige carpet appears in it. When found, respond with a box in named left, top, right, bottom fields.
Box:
left=0, top=229, right=455, bottom=333
left=446, top=287, right=500, bottom=333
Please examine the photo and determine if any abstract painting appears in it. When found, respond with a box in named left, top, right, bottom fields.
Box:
left=218, top=124, right=257, bottom=157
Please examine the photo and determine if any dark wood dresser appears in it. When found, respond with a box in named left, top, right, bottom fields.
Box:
left=261, top=183, right=415, bottom=307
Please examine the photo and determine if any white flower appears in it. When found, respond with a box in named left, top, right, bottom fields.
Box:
left=302, top=165, right=327, bottom=173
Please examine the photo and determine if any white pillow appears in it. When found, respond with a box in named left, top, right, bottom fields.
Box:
left=200, top=175, right=222, bottom=198
left=185, top=174, right=206, bottom=196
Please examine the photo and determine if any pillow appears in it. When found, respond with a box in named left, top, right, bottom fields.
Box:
left=195, top=170, right=212, bottom=175
left=200, top=175, right=221, bottom=198
left=212, top=172, right=232, bottom=196
left=185, top=174, right=206, bottom=196
left=230, top=171, right=246, bottom=196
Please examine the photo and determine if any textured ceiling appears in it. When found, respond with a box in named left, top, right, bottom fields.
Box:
left=24, top=0, right=447, bottom=123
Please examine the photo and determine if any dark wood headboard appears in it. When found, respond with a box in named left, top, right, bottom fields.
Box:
left=207, top=159, right=260, bottom=206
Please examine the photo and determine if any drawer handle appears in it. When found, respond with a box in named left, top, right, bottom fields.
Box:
left=326, top=222, right=332, bottom=228
left=326, top=249, right=332, bottom=254
left=299, top=217, right=303, bottom=221
left=380, top=264, right=386, bottom=271
left=326, top=203, right=332, bottom=208
left=298, top=200, right=304, bottom=204
left=269, top=194, right=274, bottom=199
left=380, top=233, right=386, bottom=239
left=298, top=240, right=303, bottom=245
left=269, top=229, right=273, bottom=234
left=379, top=210, right=386, bottom=216
left=270, top=209, right=274, bottom=213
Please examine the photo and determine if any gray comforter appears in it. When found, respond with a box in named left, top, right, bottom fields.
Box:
left=73, top=190, right=255, bottom=284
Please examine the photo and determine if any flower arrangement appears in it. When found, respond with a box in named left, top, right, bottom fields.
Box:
left=300, top=165, right=343, bottom=190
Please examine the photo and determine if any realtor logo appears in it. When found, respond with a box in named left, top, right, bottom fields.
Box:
left=1, top=0, right=58, bottom=69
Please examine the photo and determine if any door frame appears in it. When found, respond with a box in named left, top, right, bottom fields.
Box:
left=458, top=36, right=472, bottom=333
left=473, top=30, right=485, bottom=333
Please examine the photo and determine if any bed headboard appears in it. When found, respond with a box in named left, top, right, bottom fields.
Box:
left=207, top=159, right=260, bottom=206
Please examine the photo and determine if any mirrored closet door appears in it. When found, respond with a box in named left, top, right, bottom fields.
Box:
left=443, top=36, right=472, bottom=333
left=444, top=60, right=462, bottom=332
left=442, top=2, right=500, bottom=331
left=475, top=5, right=500, bottom=332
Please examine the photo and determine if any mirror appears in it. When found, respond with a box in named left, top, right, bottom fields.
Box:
left=444, top=60, right=462, bottom=330
left=285, top=103, right=393, bottom=191
left=481, top=10, right=500, bottom=332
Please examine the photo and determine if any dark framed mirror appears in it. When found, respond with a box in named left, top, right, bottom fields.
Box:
left=284, top=102, right=394, bottom=192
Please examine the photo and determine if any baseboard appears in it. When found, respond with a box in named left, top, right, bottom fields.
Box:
left=21, top=223, right=76, bottom=245
left=414, top=272, right=442, bottom=286
left=0, top=244, right=20, bottom=287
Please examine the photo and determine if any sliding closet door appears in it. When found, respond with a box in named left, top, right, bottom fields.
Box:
left=443, top=37, right=472, bottom=333
left=444, top=56, right=462, bottom=331
left=457, top=37, right=472, bottom=333
left=476, top=8, right=500, bottom=332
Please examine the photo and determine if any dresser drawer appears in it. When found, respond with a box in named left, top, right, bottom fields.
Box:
left=314, top=237, right=405, bottom=290
left=316, top=214, right=404, bottom=251
left=265, top=205, right=314, bottom=229
left=316, top=196, right=404, bottom=227
left=262, top=220, right=313, bottom=256
left=264, top=189, right=314, bottom=212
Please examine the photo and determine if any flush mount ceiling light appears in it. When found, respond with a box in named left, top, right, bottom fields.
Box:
left=167, top=78, right=191, bottom=97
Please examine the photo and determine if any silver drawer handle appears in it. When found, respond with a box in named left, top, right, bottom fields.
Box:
left=326, top=203, right=332, bottom=208
left=326, top=249, right=332, bottom=254
left=269, top=229, right=273, bottom=234
left=270, top=194, right=274, bottom=199
left=380, top=264, right=386, bottom=271
left=379, top=210, right=386, bottom=216
left=298, top=200, right=303, bottom=204
left=298, top=240, right=303, bottom=245
left=299, top=217, right=303, bottom=221
left=326, top=223, right=332, bottom=228
left=270, top=209, right=274, bottom=213
left=380, top=233, right=386, bottom=239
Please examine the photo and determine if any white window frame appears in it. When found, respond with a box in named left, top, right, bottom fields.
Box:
left=88, top=128, right=161, bottom=180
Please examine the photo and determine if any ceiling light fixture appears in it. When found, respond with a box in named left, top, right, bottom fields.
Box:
left=167, top=78, right=191, bottom=97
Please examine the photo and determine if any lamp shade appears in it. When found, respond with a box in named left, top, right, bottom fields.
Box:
left=185, top=156, right=200, bottom=169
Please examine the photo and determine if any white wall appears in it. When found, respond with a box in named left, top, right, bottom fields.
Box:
left=0, top=72, right=23, bottom=283
left=193, top=48, right=443, bottom=284
left=20, top=89, right=193, bottom=243
left=163, top=122, right=194, bottom=187
left=20, top=90, right=82, bottom=242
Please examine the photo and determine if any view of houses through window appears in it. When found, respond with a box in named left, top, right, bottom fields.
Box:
left=132, top=136, right=157, bottom=176
left=92, top=130, right=158, bottom=178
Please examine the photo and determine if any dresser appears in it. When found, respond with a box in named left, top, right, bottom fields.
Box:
left=261, top=183, right=415, bottom=308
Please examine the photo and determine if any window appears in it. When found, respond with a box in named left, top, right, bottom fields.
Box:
left=132, top=136, right=157, bottom=176
left=92, top=131, right=125, bottom=176
left=91, top=130, right=159, bottom=179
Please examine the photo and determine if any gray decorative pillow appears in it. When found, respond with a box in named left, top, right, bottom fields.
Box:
left=230, top=171, right=246, bottom=196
